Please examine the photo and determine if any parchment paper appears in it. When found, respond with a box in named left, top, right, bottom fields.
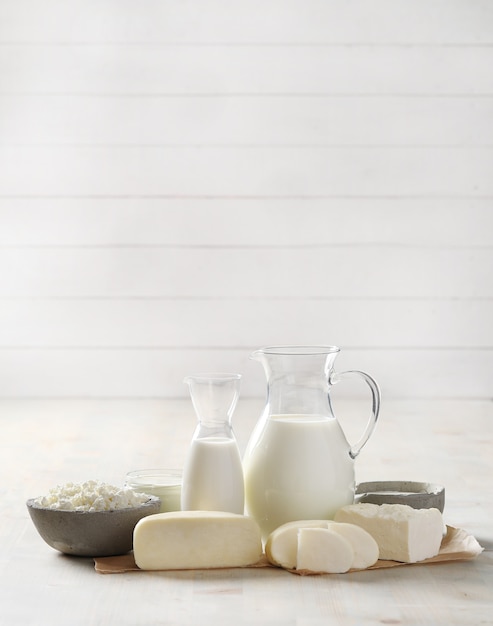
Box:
left=94, top=525, right=483, bottom=575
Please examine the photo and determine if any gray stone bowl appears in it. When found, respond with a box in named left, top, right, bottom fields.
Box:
left=355, top=481, right=445, bottom=513
left=26, top=496, right=161, bottom=557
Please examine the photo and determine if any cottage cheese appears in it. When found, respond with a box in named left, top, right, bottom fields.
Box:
left=33, top=480, right=151, bottom=512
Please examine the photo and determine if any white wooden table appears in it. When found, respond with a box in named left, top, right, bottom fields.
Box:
left=1, top=398, right=491, bottom=625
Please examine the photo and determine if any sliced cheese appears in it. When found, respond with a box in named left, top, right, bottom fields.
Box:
left=297, top=528, right=354, bottom=574
left=334, top=503, right=444, bottom=563
left=133, top=510, right=262, bottom=570
left=328, top=522, right=379, bottom=569
left=265, top=519, right=379, bottom=572
left=265, top=520, right=333, bottom=569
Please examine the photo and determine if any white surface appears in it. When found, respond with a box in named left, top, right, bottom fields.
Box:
left=1, top=0, right=492, bottom=44
left=0, top=1, right=492, bottom=399
left=0, top=397, right=491, bottom=625
left=1, top=147, right=491, bottom=195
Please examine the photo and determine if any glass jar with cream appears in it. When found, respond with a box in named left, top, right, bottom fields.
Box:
left=125, top=469, right=182, bottom=513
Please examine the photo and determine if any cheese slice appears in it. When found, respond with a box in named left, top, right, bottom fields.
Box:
left=133, top=510, right=262, bottom=570
left=334, top=503, right=444, bottom=563
left=297, top=528, right=354, bottom=573
left=265, top=520, right=333, bottom=569
left=328, top=522, right=379, bottom=569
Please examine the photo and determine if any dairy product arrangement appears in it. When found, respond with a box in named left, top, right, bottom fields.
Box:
left=29, top=475, right=482, bottom=574
left=130, top=504, right=447, bottom=573
left=26, top=355, right=484, bottom=576
left=263, top=504, right=446, bottom=574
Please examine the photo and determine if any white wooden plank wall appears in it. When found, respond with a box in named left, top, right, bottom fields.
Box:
left=0, top=0, right=492, bottom=399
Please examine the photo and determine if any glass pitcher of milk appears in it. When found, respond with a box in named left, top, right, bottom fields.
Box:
left=181, top=373, right=244, bottom=514
left=243, top=346, right=380, bottom=539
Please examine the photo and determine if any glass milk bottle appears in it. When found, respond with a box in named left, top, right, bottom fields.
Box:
left=181, top=373, right=244, bottom=514
left=243, top=346, right=381, bottom=539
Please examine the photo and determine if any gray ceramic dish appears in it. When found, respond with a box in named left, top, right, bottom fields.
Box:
left=26, top=496, right=161, bottom=557
left=355, top=481, right=445, bottom=512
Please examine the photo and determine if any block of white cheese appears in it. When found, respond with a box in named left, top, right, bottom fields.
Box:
left=334, top=503, right=444, bottom=563
left=297, top=528, right=354, bottom=574
left=265, top=519, right=379, bottom=572
left=133, top=510, right=263, bottom=570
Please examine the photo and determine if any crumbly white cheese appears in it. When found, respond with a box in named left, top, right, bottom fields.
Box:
left=334, top=502, right=445, bottom=563
left=33, top=480, right=151, bottom=512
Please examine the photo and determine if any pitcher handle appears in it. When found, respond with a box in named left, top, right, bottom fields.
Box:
left=329, top=370, right=381, bottom=459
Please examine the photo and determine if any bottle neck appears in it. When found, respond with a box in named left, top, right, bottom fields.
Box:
left=194, top=420, right=235, bottom=440
left=184, top=373, right=241, bottom=426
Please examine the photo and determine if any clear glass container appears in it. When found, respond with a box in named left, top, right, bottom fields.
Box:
left=125, top=469, right=182, bottom=513
left=243, top=345, right=381, bottom=539
left=181, top=373, right=244, bottom=514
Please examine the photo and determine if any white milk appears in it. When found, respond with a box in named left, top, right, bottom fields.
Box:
left=243, top=414, right=354, bottom=538
left=181, top=437, right=245, bottom=514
